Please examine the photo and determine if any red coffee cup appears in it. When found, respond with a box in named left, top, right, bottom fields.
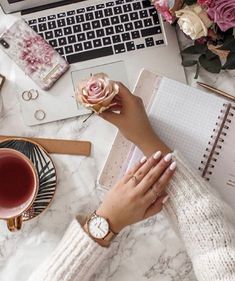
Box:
left=0, top=148, right=39, bottom=231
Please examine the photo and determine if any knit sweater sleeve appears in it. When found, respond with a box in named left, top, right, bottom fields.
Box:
left=27, top=219, right=111, bottom=281
left=164, top=151, right=235, bottom=281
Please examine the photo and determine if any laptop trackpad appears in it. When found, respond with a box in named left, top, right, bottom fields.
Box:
left=71, top=61, right=129, bottom=89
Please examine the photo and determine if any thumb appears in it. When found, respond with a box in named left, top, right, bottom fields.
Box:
left=99, top=111, right=121, bottom=127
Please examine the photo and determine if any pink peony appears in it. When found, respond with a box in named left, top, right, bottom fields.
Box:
left=207, top=0, right=235, bottom=32
left=152, top=0, right=182, bottom=23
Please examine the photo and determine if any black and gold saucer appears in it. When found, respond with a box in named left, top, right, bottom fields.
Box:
left=0, top=138, right=57, bottom=220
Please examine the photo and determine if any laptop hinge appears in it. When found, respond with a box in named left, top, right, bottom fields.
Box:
left=21, top=0, right=85, bottom=15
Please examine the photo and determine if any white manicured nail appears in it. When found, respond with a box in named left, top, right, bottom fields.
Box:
left=170, top=161, right=177, bottom=171
left=164, top=153, right=172, bottom=162
left=140, top=156, right=147, bottom=163
left=162, top=195, right=169, bottom=204
left=153, top=151, right=161, bottom=160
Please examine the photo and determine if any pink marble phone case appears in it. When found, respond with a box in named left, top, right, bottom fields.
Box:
left=0, top=19, right=69, bottom=90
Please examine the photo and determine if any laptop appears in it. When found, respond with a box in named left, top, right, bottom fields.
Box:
left=0, top=0, right=186, bottom=125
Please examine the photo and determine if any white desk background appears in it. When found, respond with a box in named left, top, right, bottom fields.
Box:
left=1, top=8, right=235, bottom=281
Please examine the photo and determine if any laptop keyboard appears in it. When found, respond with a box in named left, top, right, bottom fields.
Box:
left=27, top=0, right=165, bottom=64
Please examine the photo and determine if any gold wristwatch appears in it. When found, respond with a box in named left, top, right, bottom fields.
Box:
left=84, top=211, right=118, bottom=245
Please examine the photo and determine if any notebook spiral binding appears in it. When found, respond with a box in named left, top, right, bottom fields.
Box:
left=199, top=103, right=235, bottom=181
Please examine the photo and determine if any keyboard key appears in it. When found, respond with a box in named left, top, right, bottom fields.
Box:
left=156, top=39, right=164, bottom=45
left=139, top=10, right=148, bottom=18
left=48, top=21, right=56, bottom=29
left=96, top=29, right=105, bottom=37
left=31, top=25, right=38, bottom=32
left=74, top=43, right=83, bottom=52
left=116, top=0, right=124, bottom=4
left=144, top=18, right=153, bottom=27
left=66, top=17, right=75, bottom=25
left=106, top=2, right=115, bottom=7
left=67, top=10, right=75, bottom=16
left=131, top=30, right=140, bottom=39
left=73, top=25, right=81, bottom=33
left=115, top=24, right=124, bottom=33
left=137, top=43, right=145, bottom=49
left=126, top=41, right=135, bottom=51
left=38, top=17, right=46, bottom=22
left=103, top=37, right=112, bottom=45
left=48, top=39, right=57, bottom=47
left=58, top=13, right=66, bottom=18
left=45, top=31, right=53, bottom=39
left=145, top=37, right=155, bottom=47
left=113, top=6, right=122, bottom=14
left=65, top=45, right=74, bottom=54
left=104, top=8, right=113, bottom=17
left=84, top=41, right=93, bottom=50
left=132, top=2, right=141, bottom=10
left=82, top=22, right=91, bottom=31
left=95, top=10, right=104, bottom=18
left=130, top=12, right=138, bottom=20
left=92, top=20, right=101, bottom=29
left=149, top=8, right=157, bottom=16
left=124, top=22, right=133, bottom=31
left=38, top=33, right=44, bottom=38
left=86, top=12, right=94, bottom=21
left=93, top=39, right=102, bottom=47
left=77, top=33, right=86, bottom=41
left=134, top=20, right=143, bottom=29
left=141, top=26, right=162, bottom=37
left=105, top=26, right=114, bottom=35
left=87, top=31, right=95, bottom=40
left=121, top=33, right=131, bottom=41
left=77, top=8, right=85, bottom=13
left=55, top=47, right=64, bottom=55
left=57, top=19, right=66, bottom=27
left=28, top=19, right=37, bottom=25
left=112, top=34, right=121, bottom=44
left=66, top=47, right=113, bottom=63
left=101, top=18, right=110, bottom=27
left=123, top=4, right=132, bottom=13
left=58, top=37, right=67, bottom=46
left=68, top=35, right=76, bottom=43
left=114, top=43, right=125, bottom=54
left=64, top=26, right=72, bottom=35
left=87, top=5, right=95, bottom=11
left=54, top=29, right=63, bottom=37
left=96, top=4, right=105, bottom=9
left=111, top=16, right=119, bottom=25
left=120, top=14, right=129, bottom=23
left=38, top=23, right=47, bottom=32
left=152, top=13, right=160, bottom=24
left=76, top=14, right=85, bottom=23
left=142, top=0, right=152, bottom=8
left=48, top=15, right=56, bottom=20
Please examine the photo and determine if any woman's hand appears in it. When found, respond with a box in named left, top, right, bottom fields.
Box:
left=100, top=83, right=170, bottom=156
left=96, top=151, right=176, bottom=233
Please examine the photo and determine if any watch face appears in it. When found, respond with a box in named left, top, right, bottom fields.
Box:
left=88, top=215, right=109, bottom=239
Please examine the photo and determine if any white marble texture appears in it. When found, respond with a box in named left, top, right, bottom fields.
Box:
left=0, top=8, right=235, bottom=281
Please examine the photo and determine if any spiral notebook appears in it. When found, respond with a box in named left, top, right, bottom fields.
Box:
left=99, top=69, right=235, bottom=209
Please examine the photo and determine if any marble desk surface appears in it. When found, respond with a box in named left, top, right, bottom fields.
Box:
left=0, top=8, right=235, bottom=281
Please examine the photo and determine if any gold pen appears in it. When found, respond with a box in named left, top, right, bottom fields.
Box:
left=197, top=81, right=235, bottom=102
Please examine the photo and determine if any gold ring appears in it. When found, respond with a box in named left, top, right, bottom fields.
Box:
left=131, top=175, right=139, bottom=185
left=34, top=109, right=46, bottom=121
left=22, top=91, right=32, bottom=101
left=29, top=89, right=39, bottom=100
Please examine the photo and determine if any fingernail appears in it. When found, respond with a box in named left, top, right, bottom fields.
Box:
left=162, top=195, right=169, bottom=204
left=169, top=161, right=177, bottom=171
left=164, top=153, right=172, bottom=162
left=140, top=156, right=147, bottom=163
left=153, top=151, right=161, bottom=160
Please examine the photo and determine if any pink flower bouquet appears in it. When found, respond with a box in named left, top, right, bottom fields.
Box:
left=152, top=0, right=235, bottom=76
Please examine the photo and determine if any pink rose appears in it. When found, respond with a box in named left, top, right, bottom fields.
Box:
left=207, top=0, right=235, bottom=32
left=76, top=73, right=119, bottom=114
left=152, top=0, right=182, bottom=23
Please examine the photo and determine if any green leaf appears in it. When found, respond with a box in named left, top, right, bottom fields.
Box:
left=219, top=39, right=235, bottom=52
left=181, top=45, right=207, bottom=55
left=194, top=62, right=200, bottom=79
left=199, top=54, right=221, bottom=73
left=184, top=0, right=197, bottom=5
left=181, top=60, right=198, bottom=67
left=222, top=52, right=235, bottom=69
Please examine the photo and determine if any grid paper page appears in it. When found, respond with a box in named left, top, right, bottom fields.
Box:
left=128, top=77, right=225, bottom=172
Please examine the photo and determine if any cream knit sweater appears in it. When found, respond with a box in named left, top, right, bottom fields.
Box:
left=28, top=152, right=235, bottom=281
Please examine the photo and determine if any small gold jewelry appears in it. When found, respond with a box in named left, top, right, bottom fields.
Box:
left=131, top=175, right=139, bottom=185
left=34, top=109, right=46, bottom=121
left=22, top=91, right=32, bottom=101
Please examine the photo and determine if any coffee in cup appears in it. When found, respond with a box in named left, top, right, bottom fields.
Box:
left=0, top=148, right=39, bottom=231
